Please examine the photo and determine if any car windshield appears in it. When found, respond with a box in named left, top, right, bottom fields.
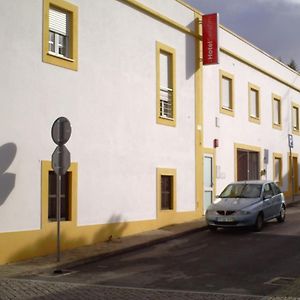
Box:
left=219, top=183, right=262, bottom=198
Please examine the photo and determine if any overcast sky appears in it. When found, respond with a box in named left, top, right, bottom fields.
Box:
left=186, top=0, right=300, bottom=69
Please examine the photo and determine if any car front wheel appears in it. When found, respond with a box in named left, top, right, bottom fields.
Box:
left=253, top=213, right=264, bottom=232
left=277, top=206, right=286, bottom=223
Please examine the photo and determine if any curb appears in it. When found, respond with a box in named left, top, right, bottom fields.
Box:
left=59, top=225, right=208, bottom=270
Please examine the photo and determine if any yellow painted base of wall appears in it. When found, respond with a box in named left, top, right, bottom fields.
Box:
left=0, top=210, right=201, bottom=265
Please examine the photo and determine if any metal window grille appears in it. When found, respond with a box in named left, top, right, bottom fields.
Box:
left=160, top=87, right=173, bottom=119
left=48, top=171, right=70, bottom=221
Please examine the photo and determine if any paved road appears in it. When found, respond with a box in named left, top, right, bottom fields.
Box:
left=2, top=205, right=300, bottom=299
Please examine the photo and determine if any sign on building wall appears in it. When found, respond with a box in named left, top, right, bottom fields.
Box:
left=202, top=13, right=219, bottom=65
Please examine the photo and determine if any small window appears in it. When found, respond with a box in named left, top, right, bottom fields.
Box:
left=292, top=103, right=300, bottom=134
left=161, top=175, right=173, bottom=210
left=220, top=70, right=234, bottom=116
left=43, top=0, right=78, bottom=71
left=157, top=168, right=176, bottom=213
left=48, top=171, right=70, bottom=221
left=248, top=84, right=260, bottom=123
left=272, top=95, right=282, bottom=129
left=156, top=42, right=176, bottom=127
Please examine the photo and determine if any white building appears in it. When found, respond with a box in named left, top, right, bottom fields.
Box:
left=0, top=0, right=299, bottom=265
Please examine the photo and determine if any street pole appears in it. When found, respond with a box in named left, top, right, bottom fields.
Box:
left=290, top=147, right=295, bottom=203
left=56, top=173, right=61, bottom=263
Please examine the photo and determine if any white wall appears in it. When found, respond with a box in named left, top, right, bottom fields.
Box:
left=0, top=0, right=197, bottom=232
left=204, top=26, right=300, bottom=195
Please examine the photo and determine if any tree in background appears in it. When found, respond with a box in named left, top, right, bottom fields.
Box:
left=288, top=59, right=298, bottom=71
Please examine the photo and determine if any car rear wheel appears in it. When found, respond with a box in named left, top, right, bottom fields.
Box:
left=253, top=213, right=264, bottom=232
left=277, top=206, right=286, bottom=223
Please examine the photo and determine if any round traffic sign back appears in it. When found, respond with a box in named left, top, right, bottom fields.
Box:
left=51, top=117, right=72, bottom=146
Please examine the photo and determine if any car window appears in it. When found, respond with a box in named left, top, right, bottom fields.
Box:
left=220, top=184, right=262, bottom=198
left=270, top=182, right=281, bottom=195
left=263, top=184, right=274, bottom=198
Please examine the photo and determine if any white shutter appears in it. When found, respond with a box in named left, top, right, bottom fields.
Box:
left=160, top=52, right=171, bottom=89
left=49, top=8, right=67, bottom=36
left=222, top=77, right=231, bottom=109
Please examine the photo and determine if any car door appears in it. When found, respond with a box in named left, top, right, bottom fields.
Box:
left=262, top=183, right=275, bottom=219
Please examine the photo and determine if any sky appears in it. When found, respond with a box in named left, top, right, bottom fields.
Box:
left=186, top=0, right=300, bottom=69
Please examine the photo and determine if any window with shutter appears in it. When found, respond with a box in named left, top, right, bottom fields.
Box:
left=220, top=70, right=234, bottom=117
left=43, top=0, right=78, bottom=71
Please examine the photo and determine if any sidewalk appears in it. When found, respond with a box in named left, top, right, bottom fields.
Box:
left=0, top=218, right=208, bottom=278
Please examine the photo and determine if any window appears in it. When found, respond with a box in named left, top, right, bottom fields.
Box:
left=220, top=70, right=234, bottom=116
left=41, top=160, right=77, bottom=227
left=248, top=83, right=260, bottom=123
left=292, top=103, right=300, bottom=134
left=272, top=94, right=282, bottom=129
left=48, top=171, right=70, bottom=221
left=273, top=153, right=282, bottom=186
left=263, top=184, right=274, bottom=198
left=43, top=0, right=78, bottom=71
left=157, top=168, right=176, bottom=212
left=156, top=42, right=176, bottom=127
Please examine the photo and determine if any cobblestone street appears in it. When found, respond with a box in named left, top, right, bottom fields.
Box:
left=0, top=278, right=285, bottom=300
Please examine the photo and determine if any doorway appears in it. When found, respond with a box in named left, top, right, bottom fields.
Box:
left=204, top=153, right=214, bottom=213
left=237, top=149, right=260, bottom=181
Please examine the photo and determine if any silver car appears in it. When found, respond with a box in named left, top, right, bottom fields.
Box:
left=205, top=180, right=286, bottom=231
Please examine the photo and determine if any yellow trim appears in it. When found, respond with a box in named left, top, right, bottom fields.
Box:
left=156, top=168, right=177, bottom=226
left=219, top=70, right=234, bottom=117
left=292, top=102, right=300, bottom=135
left=272, top=94, right=282, bottom=130
left=273, top=153, right=283, bottom=187
left=121, top=0, right=200, bottom=38
left=194, top=13, right=203, bottom=213
left=234, top=143, right=261, bottom=181
left=156, top=41, right=176, bottom=127
left=43, top=0, right=78, bottom=71
left=41, top=161, right=77, bottom=229
left=221, top=48, right=300, bottom=93
left=248, top=83, right=260, bottom=124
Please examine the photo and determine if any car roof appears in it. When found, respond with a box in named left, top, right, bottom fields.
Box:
left=229, top=180, right=274, bottom=185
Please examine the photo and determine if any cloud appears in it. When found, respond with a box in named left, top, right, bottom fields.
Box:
left=186, top=0, right=300, bottom=67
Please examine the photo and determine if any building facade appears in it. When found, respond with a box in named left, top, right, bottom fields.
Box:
left=0, top=0, right=299, bottom=264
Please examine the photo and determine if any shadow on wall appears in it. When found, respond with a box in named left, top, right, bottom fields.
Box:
left=0, top=143, right=17, bottom=206
left=5, top=214, right=128, bottom=265
left=92, top=214, right=128, bottom=244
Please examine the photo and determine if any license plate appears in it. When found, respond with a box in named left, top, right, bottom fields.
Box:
left=217, top=217, right=234, bottom=222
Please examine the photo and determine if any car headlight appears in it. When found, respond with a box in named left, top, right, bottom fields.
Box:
left=206, top=209, right=217, bottom=215
left=235, top=210, right=251, bottom=215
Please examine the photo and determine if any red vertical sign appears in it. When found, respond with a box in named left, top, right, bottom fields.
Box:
left=203, top=13, right=219, bottom=65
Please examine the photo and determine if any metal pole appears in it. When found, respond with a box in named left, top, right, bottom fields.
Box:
left=56, top=173, right=61, bottom=262
left=290, top=147, right=295, bottom=203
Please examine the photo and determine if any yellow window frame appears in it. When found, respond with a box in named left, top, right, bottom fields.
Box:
left=273, top=153, right=283, bottom=187
left=219, top=70, right=234, bottom=117
left=272, top=94, right=282, bottom=130
left=41, top=160, right=78, bottom=229
left=248, top=83, right=260, bottom=124
left=156, top=41, right=176, bottom=127
left=43, top=0, right=78, bottom=71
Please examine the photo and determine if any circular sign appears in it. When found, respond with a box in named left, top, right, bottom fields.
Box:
left=51, top=117, right=72, bottom=146
left=51, top=145, right=71, bottom=175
